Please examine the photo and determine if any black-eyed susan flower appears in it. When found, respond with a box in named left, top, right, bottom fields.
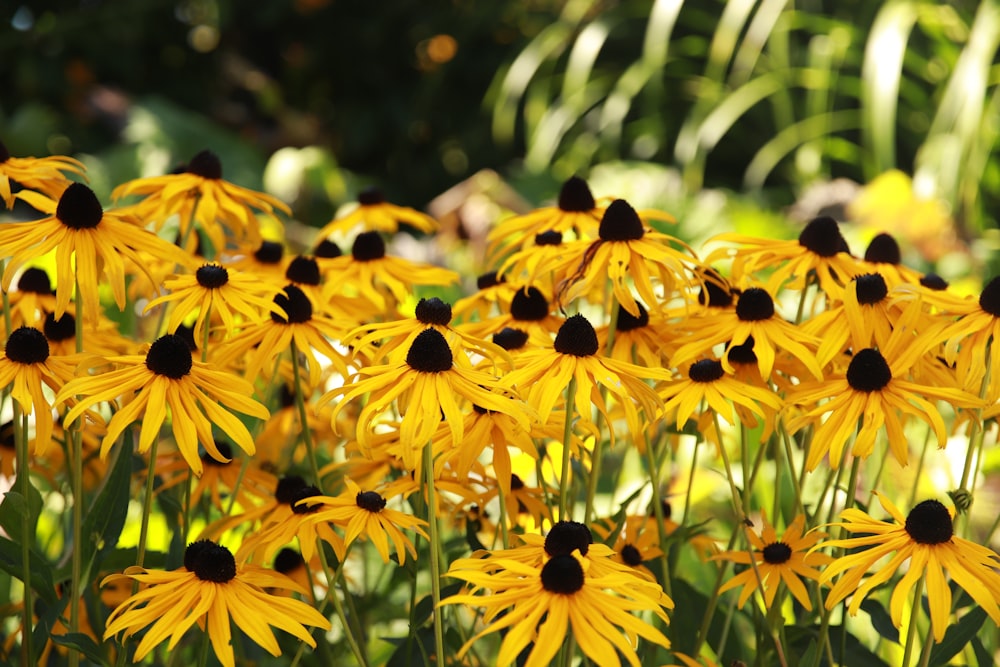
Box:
left=227, top=238, right=289, bottom=283
left=460, top=283, right=565, bottom=344
left=597, top=301, right=674, bottom=367
left=0, top=139, right=85, bottom=208
left=111, top=149, right=291, bottom=252
left=1, top=183, right=193, bottom=321
left=315, top=186, right=439, bottom=237
left=497, top=229, right=569, bottom=292
left=474, top=472, right=553, bottom=530
left=442, top=547, right=673, bottom=667
left=592, top=515, right=665, bottom=581
left=0, top=327, right=79, bottom=454
left=705, top=216, right=859, bottom=298
left=711, top=513, right=831, bottom=610
left=58, top=333, right=270, bottom=475
left=659, top=358, right=783, bottom=432
left=154, top=440, right=277, bottom=512
left=786, top=300, right=980, bottom=470
left=144, top=261, right=284, bottom=346
left=42, top=310, right=130, bottom=358
left=821, top=493, right=1000, bottom=642
left=451, top=270, right=518, bottom=322
left=859, top=232, right=924, bottom=287
left=6, top=267, right=57, bottom=330
left=324, top=327, right=530, bottom=470
left=502, top=313, right=669, bottom=445
left=102, top=540, right=330, bottom=667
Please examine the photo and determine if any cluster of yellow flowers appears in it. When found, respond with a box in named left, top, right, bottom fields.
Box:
left=0, top=142, right=998, bottom=667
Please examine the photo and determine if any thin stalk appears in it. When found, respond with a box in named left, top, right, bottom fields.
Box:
left=424, top=440, right=446, bottom=666
left=711, top=412, right=747, bottom=523
left=14, top=405, right=33, bottom=665
left=901, top=574, right=926, bottom=667
left=780, top=424, right=805, bottom=517
left=643, top=433, right=672, bottom=598
left=68, top=278, right=85, bottom=667
left=196, top=629, right=211, bottom=667
left=583, top=299, right=620, bottom=524
left=908, top=427, right=933, bottom=508
left=680, top=436, right=702, bottom=528
left=558, top=376, right=578, bottom=521
left=289, top=339, right=323, bottom=491
left=317, top=542, right=369, bottom=667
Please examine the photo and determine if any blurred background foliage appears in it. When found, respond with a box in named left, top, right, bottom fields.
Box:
left=2, top=0, right=1000, bottom=275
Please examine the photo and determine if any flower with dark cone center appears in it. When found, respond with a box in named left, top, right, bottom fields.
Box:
left=271, top=285, right=313, bottom=324
left=291, top=485, right=323, bottom=514
left=314, top=239, right=342, bottom=258
left=621, top=544, right=643, bottom=566
left=762, top=542, right=792, bottom=564
left=598, top=199, right=644, bottom=241
left=173, top=324, right=198, bottom=352
left=16, top=268, right=54, bottom=295
left=689, top=359, right=725, bottom=383
left=979, top=276, right=1000, bottom=317
left=202, top=440, right=233, bottom=467
left=56, top=183, right=103, bottom=230
left=616, top=302, right=649, bottom=331
left=558, top=175, right=596, bottom=212
left=510, top=287, right=550, bottom=322
left=186, top=150, right=223, bottom=180
left=727, top=337, right=757, bottom=365
left=477, top=271, right=505, bottom=290
left=0, top=139, right=9, bottom=163
left=854, top=273, right=888, bottom=305
left=920, top=273, right=948, bottom=291
left=554, top=314, right=599, bottom=357
left=145, top=334, right=193, bottom=379
left=196, top=264, right=230, bottom=289
left=286, top=256, right=321, bottom=286
left=406, top=328, right=453, bottom=372
left=846, top=348, right=892, bottom=392
left=510, top=473, right=525, bottom=490
left=415, top=297, right=452, bottom=325
left=535, top=230, right=562, bottom=246
left=904, top=499, right=954, bottom=544
left=735, top=288, right=775, bottom=322
left=273, top=548, right=305, bottom=574
left=544, top=520, right=593, bottom=557
left=698, top=268, right=734, bottom=308
left=493, top=327, right=529, bottom=351
left=254, top=240, right=284, bottom=265
left=798, top=216, right=849, bottom=257
left=357, top=186, right=385, bottom=206
left=6, top=327, right=50, bottom=365
left=352, top=231, right=386, bottom=261
left=864, top=233, right=902, bottom=264
left=44, top=313, right=75, bottom=343
left=541, top=554, right=585, bottom=594
left=186, top=540, right=237, bottom=582
left=275, top=475, right=308, bottom=505
left=356, top=490, right=387, bottom=512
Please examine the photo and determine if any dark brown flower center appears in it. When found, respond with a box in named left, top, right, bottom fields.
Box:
left=16, top=268, right=54, bottom=294
left=185, top=540, right=237, bottom=582
left=920, top=273, right=948, bottom=291
left=510, top=287, right=550, bottom=321
left=535, top=230, right=562, bottom=246
left=979, top=276, right=1000, bottom=317
left=558, top=176, right=596, bottom=212
left=56, top=183, right=103, bottom=230
left=5, top=327, right=49, bottom=364
left=799, top=216, right=849, bottom=257
left=279, top=383, right=296, bottom=408
left=493, top=327, right=529, bottom=351
left=727, top=337, right=757, bottom=365
left=0, top=421, right=13, bottom=449
left=846, top=348, right=892, bottom=392
left=854, top=273, right=888, bottom=305
left=275, top=475, right=307, bottom=505
left=352, top=231, right=386, bottom=261
left=904, top=499, right=953, bottom=544
left=271, top=285, right=313, bottom=324
left=544, top=520, right=592, bottom=557
left=510, top=473, right=525, bottom=491
left=406, top=328, right=453, bottom=372
left=598, top=199, right=644, bottom=241
left=735, top=288, right=774, bottom=321
left=616, top=302, right=649, bottom=331
left=415, top=297, right=452, bottom=325
left=357, top=186, right=385, bottom=206
left=186, top=150, right=223, bottom=180
left=689, top=359, right=724, bottom=383
left=145, top=334, right=193, bottom=379
left=541, top=554, right=585, bottom=594
left=621, top=544, right=643, bottom=566
left=202, top=440, right=233, bottom=467
left=313, top=239, right=342, bottom=258
left=0, top=139, right=9, bottom=163
left=273, top=548, right=305, bottom=574
left=43, top=313, right=75, bottom=343
left=196, top=264, right=229, bottom=289
left=291, top=485, right=323, bottom=514
left=554, top=314, right=599, bottom=357
left=698, top=268, right=734, bottom=308
left=762, top=542, right=792, bottom=564
left=864, top=233, right=901, bottom=265
left=356, top=490, right=387, bottom=512
left=286, top=256, right=321, bottom=285
left=477, top=271, right=504, bottom=289
left=254, top=240, right=284, bottom=264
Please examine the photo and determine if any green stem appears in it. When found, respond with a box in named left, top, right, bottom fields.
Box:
left=680, top=436, right=701, bottom=529
left=196, top=628, right=211, bottom=667
left=908, top=426, right=933, bottom=508
left=583, top=299, right=620, bottom=524
left=289, top=339, right=323, bottom=491
left=318, top=542, right=369, bottom=667
left=643, top=433, right=671, bottom=598
left=69, top=278, right=85, bottom=667
left=423, top=440, right=446, bottom=666
left=901, top=574, right=926, bottom=667
left=779, top=423, right=805, bottom=517
left=558, top=376, right=578, bottom=521
left=712, top=412, right=747, bottom=524
left=14, top=405, right=33, bottom=666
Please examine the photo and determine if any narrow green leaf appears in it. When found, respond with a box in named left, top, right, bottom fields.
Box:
left=928, top=607, right=988, bottom=667
left=0, top=535, right=56, bottom=604
left=50, top=632, right=108, bottom=664
left=0, top=483, right=43, bottom=545
left=861, top=597, right=900, bottom=644
left=972, top=636, right=993, bottom=667
left=81, top=443, right=134, bottom=565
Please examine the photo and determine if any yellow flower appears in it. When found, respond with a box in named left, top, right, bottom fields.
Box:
left=58, top=333, right=270, bottom=475
left=315, top=186, right=439, bottom=237
left=102, top=540, right=330, bottom=667
left=711, top=513, right=831, bottom=610
left=659, top=358, right=783, bottom=432
left=0, top=139, right=85, bottom=208
left=821, top=493, right=1000, bottom=642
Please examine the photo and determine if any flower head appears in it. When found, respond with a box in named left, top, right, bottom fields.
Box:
left=0, top=139, right=85, bottom=208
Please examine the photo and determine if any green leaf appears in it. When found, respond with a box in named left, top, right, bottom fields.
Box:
left=0, top=535, right=56, bottom=604
left=928, top=607, right=988, bottom=667
left=972, top=636, right=993, bottom=667
left=0, top=484, right=43, bottom=545
left=50, top=632, right=108, bottom=664
left=861, top=598, right=900, bottom=644
left=80, top=444, right=134, bottom=576
left=411, top=583, right=463, bottom=627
